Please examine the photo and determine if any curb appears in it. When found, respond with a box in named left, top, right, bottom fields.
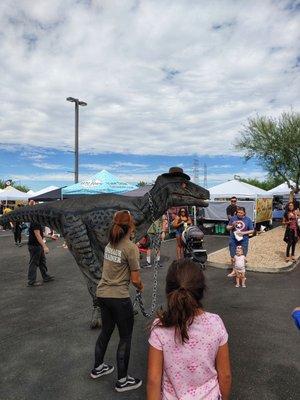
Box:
left=206, top=259, right=300, bottom=274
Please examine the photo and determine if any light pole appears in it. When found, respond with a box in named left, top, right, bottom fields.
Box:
left=66, top=97, right=87, bottom=183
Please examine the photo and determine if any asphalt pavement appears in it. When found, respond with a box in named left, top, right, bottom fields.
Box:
left=0, top=232, right=299, bottom=400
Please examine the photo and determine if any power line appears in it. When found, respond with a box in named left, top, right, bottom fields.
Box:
left=203, top=163, right=207, bottom=188
left=193, top=155, right=199, bottom=185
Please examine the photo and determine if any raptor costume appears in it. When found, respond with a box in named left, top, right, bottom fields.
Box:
left=0, top=169, right=209, bottom=327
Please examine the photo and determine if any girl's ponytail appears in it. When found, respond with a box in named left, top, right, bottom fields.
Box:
left=157, top=260, right=206, bottom=343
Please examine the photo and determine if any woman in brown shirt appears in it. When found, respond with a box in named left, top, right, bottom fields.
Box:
left=91, top=210, right=144, bottom=393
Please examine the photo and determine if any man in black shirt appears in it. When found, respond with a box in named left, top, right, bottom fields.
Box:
left=27, top=222, right=54, bottom=286
left=226, top=196, right=238, bottom=220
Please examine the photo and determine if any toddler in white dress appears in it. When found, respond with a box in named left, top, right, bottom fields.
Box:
left=233, top=246, right=247, bottom=288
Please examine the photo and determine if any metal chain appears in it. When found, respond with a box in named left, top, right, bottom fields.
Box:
left=133, top=192, right=161, bottom=318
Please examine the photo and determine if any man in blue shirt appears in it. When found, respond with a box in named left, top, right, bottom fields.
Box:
left=227, top=206, right=254, bottom=264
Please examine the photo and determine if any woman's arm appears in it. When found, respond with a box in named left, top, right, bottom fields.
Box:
left=147, top=344, right=163, bottom=400
left=172, top=216, right=180, bottom=228
left=187, top=216, right=192, bottom=225
left=282, top=217, right=290, bottom=226
left=215, top=343, right=231, bottom=400
left=130, top=270, right=144, bottom=291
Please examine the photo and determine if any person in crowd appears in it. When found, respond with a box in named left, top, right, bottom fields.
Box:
left=27, top=221, right=55, bottom=286
left=147, top=259, right=231, bottom=400
left=292, top=307, right=300, bottom=330
left=284, top=198, right=299, bottom=212
left=144, top=217, right=165, bottom=268
left=161, top=214, right=169, bottom=241
left=233, top=245, right=247, bottom=288
left=10, top=220, right=22, bottom=246
left=226, top=196, right=238, bottom=220
left=283, top=202, right=300, bottom=262
left=172, top=208, right=192, bottom=260
left=226, top=207, right=254, bottom=275
left=0, top=201, right=4, bottom=215
left=10, top=204, right=23, bottom=246
left=91, top=210, right=144, bottom=393
left=3, top=206, right=12, bottom=230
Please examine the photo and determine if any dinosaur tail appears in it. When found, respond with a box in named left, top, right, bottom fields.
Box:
left=0, top=204, right=62, bottom=233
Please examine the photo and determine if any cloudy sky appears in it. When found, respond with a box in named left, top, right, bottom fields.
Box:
left=0, top=0, right=299, bottom=190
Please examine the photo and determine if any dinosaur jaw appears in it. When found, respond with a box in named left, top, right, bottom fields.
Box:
left=169, top=193, right=209, bottom=208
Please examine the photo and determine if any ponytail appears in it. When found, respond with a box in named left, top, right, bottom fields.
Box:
left=109, top=223, right=129, bottom=246
left=156, top=259, right=206, bottom=343
left=108, top=210, right=135, bottom=247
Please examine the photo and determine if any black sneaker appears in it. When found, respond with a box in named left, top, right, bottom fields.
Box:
left=90, top=364, right=114, bottom=379
left=43, top=275, right=55, bottom=282
left=115, top=376, right=142, bottom=392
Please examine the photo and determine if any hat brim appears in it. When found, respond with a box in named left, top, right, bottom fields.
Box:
left=161, top=172, right=191, bottom=181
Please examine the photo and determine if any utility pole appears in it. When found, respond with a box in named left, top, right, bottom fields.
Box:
left=66, top=97, right=87, bottom=183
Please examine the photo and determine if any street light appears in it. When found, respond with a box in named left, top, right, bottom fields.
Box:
left=66, top=97, right=87, bottom=183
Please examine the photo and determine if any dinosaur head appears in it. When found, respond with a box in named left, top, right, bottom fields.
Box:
left=150, top=167, right=209, bottom=214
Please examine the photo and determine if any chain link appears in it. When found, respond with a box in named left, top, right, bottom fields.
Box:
left=133, top=192, right=161, bottom=318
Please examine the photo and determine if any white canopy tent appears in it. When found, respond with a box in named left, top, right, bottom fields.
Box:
left=209, top=179, right=270, bottom=200
left=0, top=186, right=29, bottom=201
left=267, top=181, right=296, bottom=196
left=29, top=186, right=59, bottom=198
left=206, top=179, right=273, bottom=222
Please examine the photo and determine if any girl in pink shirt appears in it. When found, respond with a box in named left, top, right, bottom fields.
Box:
left=147, top=259, right=231, bottom=400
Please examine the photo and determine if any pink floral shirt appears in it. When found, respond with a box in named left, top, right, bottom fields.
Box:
left=148, top=312, right=228, bottom=400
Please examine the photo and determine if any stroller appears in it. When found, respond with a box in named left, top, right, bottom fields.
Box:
left=181, top=226, right=207, bottom=270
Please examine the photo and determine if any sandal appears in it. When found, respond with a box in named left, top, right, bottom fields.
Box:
left=285, top=257, right=290, bottom=262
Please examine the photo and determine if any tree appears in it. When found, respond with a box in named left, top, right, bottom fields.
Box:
left=0, top=180, right=29, bottom=192
left=14, top=184, right=30, bottom=193
left=236, top=112, right=300, bottom=195
left=137, top=181, right=147, bottom=187
left=238, top=177, right=285, bottom=191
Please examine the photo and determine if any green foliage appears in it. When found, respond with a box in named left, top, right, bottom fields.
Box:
left=137, top=181, right=147, bottom=187
left=236, top=111, right=300, bottom=193
left=0, top=180, right=29, bottom=192
left=14, top=184, right=30, bottom=193
left=238, top=177, right=285, bottom=191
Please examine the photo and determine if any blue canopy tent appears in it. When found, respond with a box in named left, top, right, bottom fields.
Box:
left=62, top=170, right=137, bottom=197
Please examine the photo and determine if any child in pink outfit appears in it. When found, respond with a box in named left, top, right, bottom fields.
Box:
left=147, top=260, right=231, bottom=400
left=233, top=246, right=247, bottom=288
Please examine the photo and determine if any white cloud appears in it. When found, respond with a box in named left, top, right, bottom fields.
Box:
left=32, top=162, right=63, bottom=170
left=9, top=172, right=74, bottom=182
left=81, top=161, right=148, bottom=171
left=0, top=0, right=299, bottom=157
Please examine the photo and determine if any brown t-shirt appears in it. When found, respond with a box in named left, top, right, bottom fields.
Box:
left=96, top=238, right=140, bottom=298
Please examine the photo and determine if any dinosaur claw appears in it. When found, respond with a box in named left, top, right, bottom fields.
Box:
left=91, top=270, right=101, bottom=280
left=90, top=307, right=102, bottom=329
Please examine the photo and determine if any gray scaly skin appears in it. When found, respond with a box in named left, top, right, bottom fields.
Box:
left=0, top=172, right=209, bottom=327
